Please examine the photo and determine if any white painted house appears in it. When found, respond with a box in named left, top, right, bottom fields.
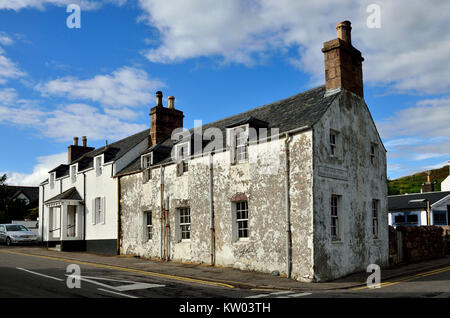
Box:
left=39, top=133, right=149, bottom=254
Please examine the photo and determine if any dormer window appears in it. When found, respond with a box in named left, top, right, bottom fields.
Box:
left=95, top=156, right=103, bottom=177
left=49, top=172, right=55, bottom=189
left=176, top=142, right=189, bottom=176
left=228, top=125, right=248, bottom=165
left=142, top=153, right=153, bottom=183
left=71, top=165, right=77, bottom=183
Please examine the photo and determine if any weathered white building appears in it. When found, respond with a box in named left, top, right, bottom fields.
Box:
left=117, top=21, right=389, bottom=281
left=38, top=133, right=149, bottom=254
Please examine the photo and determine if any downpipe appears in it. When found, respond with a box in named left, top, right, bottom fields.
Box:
left=160, top=166, right=164, bottom=260
left=209, top=153, right=215, bottom=266
left=285, top=133, right=293, bottom=278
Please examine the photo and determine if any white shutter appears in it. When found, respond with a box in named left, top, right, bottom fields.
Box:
left=92, top=198, right=96, bottom=225
left=101, top=197, right=106, bottom=224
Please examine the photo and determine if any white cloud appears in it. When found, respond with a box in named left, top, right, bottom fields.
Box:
left=137, top=0, right=450, bottom=94
left=0, top=0, right=101, bottom=11
left=36, top=66, right=163, bottom=108
left=3, top=152, right=67, bottom=186
left=0, top=31, right=13, bottom=46
left=0, top=49, right=26, bottom=84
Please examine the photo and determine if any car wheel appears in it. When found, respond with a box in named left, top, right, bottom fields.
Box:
left=6, top=237, right=12, bottom=246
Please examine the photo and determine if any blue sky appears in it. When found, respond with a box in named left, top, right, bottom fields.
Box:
left=0, top=0, right=449, bottom=185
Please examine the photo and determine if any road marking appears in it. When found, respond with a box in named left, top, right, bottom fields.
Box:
left=97, top=288, right=138, bottom=298
left=67, top=275, right=165, bottom=291
left=290, top=292, right=312, bottom=297
left=16, top=267, right=64, bottom=282
left=352, top=265, right=450, bottom=291
left=247, top=291, right=312, bottom=298
left=1, top=249, right=234, bottom=289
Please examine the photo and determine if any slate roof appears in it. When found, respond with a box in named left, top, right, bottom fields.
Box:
left=117, top=85, right=339, bottom=175
left=43, top=129, right=150, bottom=181
left=388, top=191, right=450, bottom=211
left=8, top=186, right=39, bottom=205
left=44, top=187, right=82, bottom=203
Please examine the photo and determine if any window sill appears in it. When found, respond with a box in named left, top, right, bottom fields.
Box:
left=234, top=238, right=250, bottom=244
left=331, top=239, right=343, bottom=245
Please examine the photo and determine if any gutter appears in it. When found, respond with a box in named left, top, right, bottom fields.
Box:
left=284, top=133, right=293, bottom=278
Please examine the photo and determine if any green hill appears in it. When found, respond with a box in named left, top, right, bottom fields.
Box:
left=388, top=165, right=449, bottom=195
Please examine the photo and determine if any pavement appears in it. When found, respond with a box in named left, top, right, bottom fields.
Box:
left=2, top=245, right=450, bottom=292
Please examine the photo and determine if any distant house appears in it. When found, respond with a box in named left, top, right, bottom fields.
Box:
left=5, top=186, right=39, bottom=219
left=388, top=164, right=450, bottom=227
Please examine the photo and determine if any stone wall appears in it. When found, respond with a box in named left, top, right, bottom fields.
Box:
left=396, top=226, right=446, bottom=263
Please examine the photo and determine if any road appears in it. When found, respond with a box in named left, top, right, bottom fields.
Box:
left=0, top=247, right=449, bottom=298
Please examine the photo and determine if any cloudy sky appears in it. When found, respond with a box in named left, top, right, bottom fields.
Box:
left=0, top=0, right=449, bottom=185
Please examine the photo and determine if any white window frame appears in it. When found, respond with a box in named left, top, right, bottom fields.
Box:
left=145, top=211, right=152, bottom=241
left=95, top=155, right=103, bottom=177
left=227, top=125, right=249, bottom=165
left=176, top=142, right=190, bottom=174
left=92, top=197, right=105, bottom=225
left=234, top=201, right=249, bottom=240
left=141, top=153, right=153, bottom=169
left=329, top=130, right=338, bottom=158
left=372, top=199, right=379, bottom=239
left=177, top=207, right=191, bottom=242
left=331, top=195, right=340, bottom=241
left=70, top=164, right=77, bottom=184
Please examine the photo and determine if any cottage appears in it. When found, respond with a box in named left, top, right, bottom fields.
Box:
left=117, top=21, right=388, bottom=282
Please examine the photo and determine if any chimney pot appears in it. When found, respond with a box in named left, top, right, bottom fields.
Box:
left=156, top=91, right=163, bottom=107
left=73, top=137, right=79, bottom=146
left=168, top=96, right=175, bottom=109
left=336, top=20, right=352, bottom=43
left=82, top=136, right=87, bottom=147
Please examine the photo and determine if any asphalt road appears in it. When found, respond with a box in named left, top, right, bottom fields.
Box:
left=0, top=247, right=449, bottom=298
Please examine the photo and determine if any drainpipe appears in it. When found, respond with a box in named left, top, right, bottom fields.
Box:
left=165, top=196, right=170, bottom=261
left=117, top=176, right=121, bottom=255
left=209, top=153, right=215, bottom=266
left=160, top=166, right=164, bottom=260
left=284, top=133, right=293, bottom=278
left=83, top=172, right=86, bottom=244
left=41, top=185, right=45, bottom=243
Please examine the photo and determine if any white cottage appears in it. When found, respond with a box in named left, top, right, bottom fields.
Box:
left=39, top=133, right=149, bottom=254
left=117, top=21, right=389, bottom=281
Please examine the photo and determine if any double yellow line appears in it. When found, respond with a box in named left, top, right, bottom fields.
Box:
left=352, top=265, right=450, bottom=290
left=0, top=249, right=235, bottom=289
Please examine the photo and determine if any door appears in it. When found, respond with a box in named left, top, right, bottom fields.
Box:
left=67, top=206, right=76, bottom=237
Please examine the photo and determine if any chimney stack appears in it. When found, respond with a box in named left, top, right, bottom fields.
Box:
left=68, top=135, right=94, bottom=163
left=322, top=21, right=364, bottom=97
left=168, top=96, right=175, bottom=109
left=149, top=91, right=184, bottom=146
left=421, top=170, right=435, bottom=193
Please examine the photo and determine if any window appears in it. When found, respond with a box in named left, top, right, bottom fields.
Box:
left=49, top=173, right=55, bottom=189
left=71, top=165, right=77, bottom=183
left=330, top=132, right=337, bottom=157
left=95, top=156, right=103, bottom=177
left=394, top=214, right=405, bottom=224
left=372, top=200, right=379, bottom=238
left=331, top=195, right=340, bottom=240
left=236, top=201, right=249, bottom=239
left=236, top=130, right=248, bottom=163
left=433, top=211, right=447, bottom=225
left=145, top=211, right=152, bottom=240
left=178, top=208, right=191, bottom=240
left=176, top=142, right=189, bottom=175
left=142, top=154, right=152, bottom=169
left=370, top=143, right=377, bottom=164
left=406, top=214, right=418, bottom=225
left=93, top=197, right=105, bottom=225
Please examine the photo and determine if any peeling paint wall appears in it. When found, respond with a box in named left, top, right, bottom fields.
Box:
left=312, top=90, right=389, bottom=281
left=120, top=132, right=315, bottom=280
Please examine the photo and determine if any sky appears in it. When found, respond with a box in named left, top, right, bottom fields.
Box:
left=0, top=0, right=449, bottom=186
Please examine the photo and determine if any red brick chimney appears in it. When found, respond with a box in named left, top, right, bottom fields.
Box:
left=149, top=91, right=184, bottom=146
left=322, top=21, right=364, bottom=97
left=68, top=136, right=95, bottom=163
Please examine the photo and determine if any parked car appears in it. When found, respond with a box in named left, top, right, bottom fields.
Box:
left=0, top=224, right=38, bottom=246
